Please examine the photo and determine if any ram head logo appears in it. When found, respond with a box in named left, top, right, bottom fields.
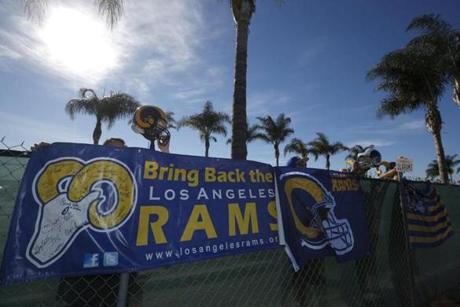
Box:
left=26, top=158, right=137, bottom=268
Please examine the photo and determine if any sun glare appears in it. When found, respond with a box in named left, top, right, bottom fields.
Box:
left=38, top=7, right=119, bottom=80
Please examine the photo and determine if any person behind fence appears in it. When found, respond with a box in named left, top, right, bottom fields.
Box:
left=286, top=156, right=326, bottom=306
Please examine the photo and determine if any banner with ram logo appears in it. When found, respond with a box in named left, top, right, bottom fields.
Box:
left=0, top=143, right=279, bottom=284
left=275, top=168, right=369, bottom=270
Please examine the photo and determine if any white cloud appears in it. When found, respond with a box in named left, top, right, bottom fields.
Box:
left=0, top=43, right=22, bottom=70
left=172, top=88, right=207, bottom=101
left=346, top=139, right=394, bottom=148
left=297, top=43, right=325, bottom=67
left=0, top=44, right=22, bottom=60
left=247, top=90, right=292, bottom=117
left=115, top=0, right=217, bottom=89
left=347, top=118, right=426, bottom=135
left=207, top=66, right=227, bottom=79
left=399, top=119, right=425, bottom=130
left=0, top=0, right=223, bottom=91
left=125, top=78, right=150, bottom=98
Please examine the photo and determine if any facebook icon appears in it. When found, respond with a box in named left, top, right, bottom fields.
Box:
left=83, top=253, right=100, bottom=268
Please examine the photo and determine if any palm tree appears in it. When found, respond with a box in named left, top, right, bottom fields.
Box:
left=367, top=44, right=449, bottom=183
left=407, top=14, right=460, bottom=106
left=425, top=154, right=460, bottom=183
left=230, top=0, right=256, bottom=161
left=308, top=132, right=347, bottom=170
left=66, top=88, right=140, bottom=145
left=178, top=101, right=230, bottom=157
left=425, top=160, right=438, bottom=181
left=227, top=123, right=259, bottom=145
left=254, top=114, right=294, bottom=166
left=284, top=138, right=310, bottom=161
left=346, top=145, right=364, bottom=161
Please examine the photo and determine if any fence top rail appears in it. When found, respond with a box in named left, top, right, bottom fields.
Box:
left=0, top=149, right=30, bottom=158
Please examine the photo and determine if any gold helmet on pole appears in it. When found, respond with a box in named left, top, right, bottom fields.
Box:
left=132, top=105, right=170, bottom=147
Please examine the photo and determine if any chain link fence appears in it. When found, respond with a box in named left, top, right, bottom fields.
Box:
left=0, top=139, right=459, bottom=306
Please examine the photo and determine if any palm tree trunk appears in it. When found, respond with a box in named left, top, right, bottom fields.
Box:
left=433, top=130, right=448, bottom=184
left=231, top=12, right=250, bottom=161
left=426, top=104, right=449, bottom=184
left=326, top=154, right=330, bottom=170
left=274, top=143, right=279, bottom=167
left=205, top=137, right=210, bottom=158
left=93, top=117, right=102, bottom=145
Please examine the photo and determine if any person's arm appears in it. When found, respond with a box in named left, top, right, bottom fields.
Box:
left=378, top=168, right=397, bottom=180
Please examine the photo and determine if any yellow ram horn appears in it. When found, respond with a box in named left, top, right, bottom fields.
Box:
left=68, top=160, right=136, bottom=230
left=36, top=160, right=84, bottom=203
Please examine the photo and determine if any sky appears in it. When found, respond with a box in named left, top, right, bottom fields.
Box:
left=0, top=0, right=459, bottom=180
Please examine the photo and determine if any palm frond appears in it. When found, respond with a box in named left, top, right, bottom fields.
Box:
left=65, top=99, right=98, bottom=120
left=24, top=0, right=47, bottom=23
left=346, top=145, right=365, bottom=160
left=426, top=154, right=460, bottom=179
left=407, top=14, right=450, bottom=34
left=369, top=45, right=447, bottom=120
left=246, top=124, right=259, bottom=143
left=24, top=0, right=123, bottom=29
left=308, top=132, right=346, bottom=166
left=165, top=112, right=177, bottom=129
left=96, top=93, right=140, bottom=128
left=211, top=125, right=228, bottom=137
left=65, top=89, right=139, bottom=137
left=284, top=138, right=309, bottom=158
left=253, top=133, right=271, bottom=143
left=255, top=114, right=294, bottom=144
left=96, top=0, right=124, bottom=29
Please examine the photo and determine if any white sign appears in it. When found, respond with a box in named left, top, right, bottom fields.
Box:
left=396, top=156, right=413, bottom=173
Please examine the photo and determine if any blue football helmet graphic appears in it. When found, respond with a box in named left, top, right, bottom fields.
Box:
left=283, top=172, right=354, bottom=255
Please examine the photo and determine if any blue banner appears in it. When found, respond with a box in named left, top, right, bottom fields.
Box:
left=0, top=143, right=279, bottom=284
left=275, top=168, right=369, bottom=270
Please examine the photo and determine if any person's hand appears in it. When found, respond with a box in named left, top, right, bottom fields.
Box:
left=158, top=139, right=170, bottom=153
left=157, top=134, right=170, bottom=153
left=31, top=142, right=50, bottom=152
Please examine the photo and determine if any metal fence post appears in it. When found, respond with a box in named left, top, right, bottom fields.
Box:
left=117, top=273, right=130, bottom=307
